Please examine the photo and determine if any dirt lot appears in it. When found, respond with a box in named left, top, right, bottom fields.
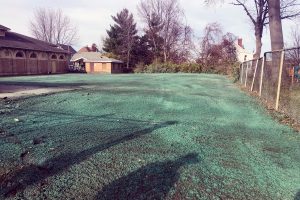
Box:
left=0, top=84, right=77, bottom=99
left=0, top=74, right=299, bottom=199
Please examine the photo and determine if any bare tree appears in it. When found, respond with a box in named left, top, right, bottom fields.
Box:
left=286, top=24, right=300, bottom=64
left=221, top=32, right=238, bottom=63
left=30, top=8, right=78, bottom=45
left=232, top=0, right=268, bottom=59
left=199, top=22, right=223, bottom=65
left=290, top=25, right=300, bottom=48
left=174, top=25, right=195, bottom=63
left=197, top=22, right=237, bottom=72
left=205, top=0, right=300, bottom=59
left=138, top=0, right=188, bottom=63
left=160, top=0, right=182, bottom=62
left=138, top=0, right=164, bottom=62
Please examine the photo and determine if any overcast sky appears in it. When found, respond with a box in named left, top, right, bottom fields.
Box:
left=0, top=0, right=298, bottom=53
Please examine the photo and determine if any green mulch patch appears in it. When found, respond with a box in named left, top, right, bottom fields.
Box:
left=0, top=73, right=299, bottom=199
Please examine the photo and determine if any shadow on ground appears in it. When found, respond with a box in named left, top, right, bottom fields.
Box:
left=0, top=115, right=177, bottom=197
left=11, top=108, right=161, bottom=136
left=295, top=190, right=300, bottom=200
left=0, top=79, right=151, bottom=89
left=95, top=153, right=200, bottom=200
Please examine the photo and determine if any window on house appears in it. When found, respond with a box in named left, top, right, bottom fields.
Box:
left=16, top=51, right=24, bottom=58
left=51, top=54, right=57, bottom=59
left=30, top=53, right=37, bottom=59
left=59, top=55, right=65, bottom=60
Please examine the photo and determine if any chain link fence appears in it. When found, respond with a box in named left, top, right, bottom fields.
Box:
left=239, top=47, right=300, bottom=123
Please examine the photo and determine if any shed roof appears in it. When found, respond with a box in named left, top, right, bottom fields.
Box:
left=0, top=25, right=10, bottom=31
left=71, top=52, right=123, bottom=63
left=0, top=25, right=68, bottom=54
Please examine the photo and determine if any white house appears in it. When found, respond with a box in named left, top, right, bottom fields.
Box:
left=235, top=38, right=254, bottom=62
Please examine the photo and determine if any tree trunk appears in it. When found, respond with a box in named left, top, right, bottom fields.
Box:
left=163, top=48, right=167, bottom=63
left=254, top=34, right=262, bottom=59
left=268, top=0, right=284, bottom=51
left=150, top=35, right=158, bottom=63
left=126, top=47, right=131, bottom=69
left=267, top=0, right=288, bottom=96
left=126, top=53, right=130, bottom=69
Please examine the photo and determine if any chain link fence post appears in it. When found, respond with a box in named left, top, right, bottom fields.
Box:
left=251, top=59, right=259, bottom=92
left=240, top=63, right=244, bottom=84
left=259, top=56, right=265, bottom=97
left=245, top=61, right=249, bottom=87
left=275, top=50, right=285, bottom=111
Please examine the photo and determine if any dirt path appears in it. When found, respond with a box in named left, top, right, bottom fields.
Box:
left=0, top=85, right=78, bottom=98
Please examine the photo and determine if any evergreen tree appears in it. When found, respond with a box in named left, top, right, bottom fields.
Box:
left=131, top=35, right=154, bottom=66
left=103, top=9, right=138, bottom=69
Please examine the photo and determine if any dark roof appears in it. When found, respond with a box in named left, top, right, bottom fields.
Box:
left=0, top=31, right=69, bottom=54
left=58, top=44, right=77, bottom=54
left=0, top=25, right=10, bottom=31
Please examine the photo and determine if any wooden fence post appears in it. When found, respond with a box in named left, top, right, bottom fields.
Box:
left=240, top=63, right=244, bottom=84
left=292, top=66, right=294, bottom=84
left=259, top=56, right=265, bottom=97
left=275, top=50, right=285, bottom=111
left=251, top=59, right=259, bottom=92
left=245, top=61, right=249, bottom=87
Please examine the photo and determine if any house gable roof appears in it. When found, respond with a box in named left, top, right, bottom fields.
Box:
left=0, top=25, right=10, bottom=31
left=71, top=52, right=123, bottom=63
left=0, top=26, right=69, bottom=54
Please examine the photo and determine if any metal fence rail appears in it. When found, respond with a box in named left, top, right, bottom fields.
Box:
left=239, top=47, right=300, bottom=123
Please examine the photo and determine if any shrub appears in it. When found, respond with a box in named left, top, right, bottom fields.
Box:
left=179, top=63, right=202, bottom=73
left=134, top=62, right=202, bottom=73
left=133, top=62, right=146, bottom=73
left=230, top=62, right=240, bottom=82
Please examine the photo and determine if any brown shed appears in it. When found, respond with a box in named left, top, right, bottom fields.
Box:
left=70, top=52, right=124, bottom=74
left=0, top=24, right=70, bottom=76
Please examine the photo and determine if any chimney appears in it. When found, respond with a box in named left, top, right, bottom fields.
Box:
left=0, top=25, right=10, bottom=37
left=238, top=38, right=244, bottom=48
left=91, top=43, right=99, bottom=52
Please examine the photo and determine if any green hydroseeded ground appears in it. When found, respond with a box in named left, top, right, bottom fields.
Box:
left=0, top=73, right=299, bottom=200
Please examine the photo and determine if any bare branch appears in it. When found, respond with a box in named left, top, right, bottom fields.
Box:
left=231, top=0, right=256, bottom=25
left=30, top=8, right=79, bottom=45
left=138, top=0, right=189, bottom=62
